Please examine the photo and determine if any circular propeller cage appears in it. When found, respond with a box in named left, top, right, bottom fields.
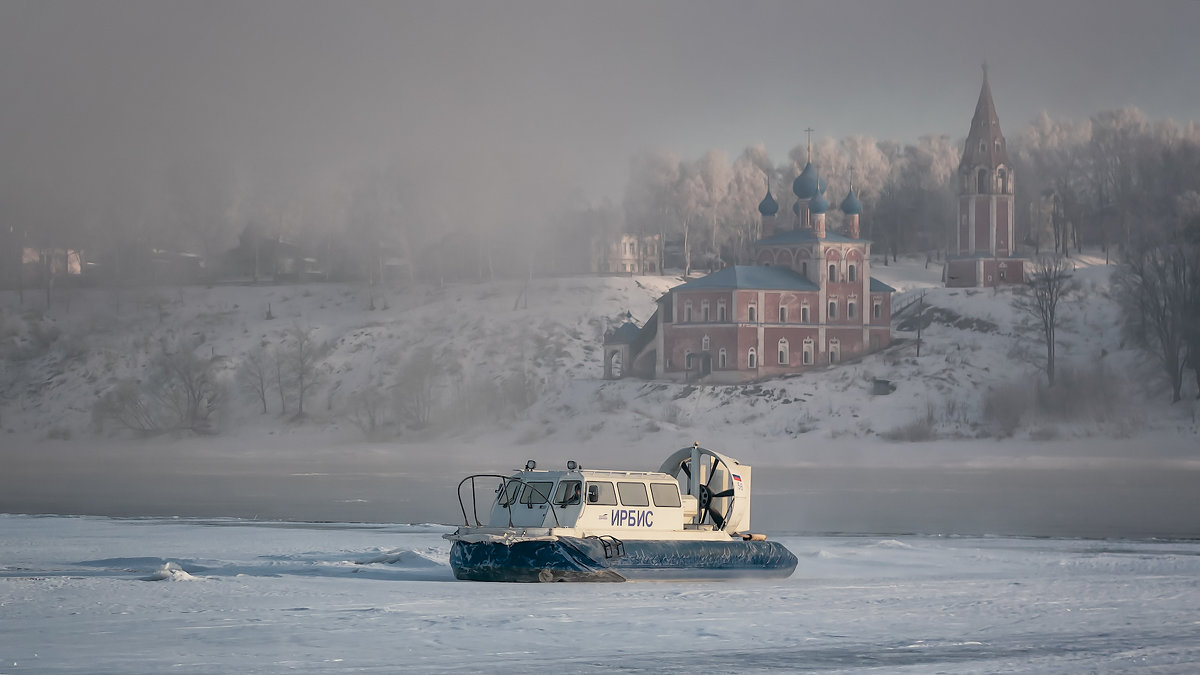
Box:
left=658, top=445, right=742, bottom=532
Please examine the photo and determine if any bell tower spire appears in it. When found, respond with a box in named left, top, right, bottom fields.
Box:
left=948, top=67, right=1021, bottom=288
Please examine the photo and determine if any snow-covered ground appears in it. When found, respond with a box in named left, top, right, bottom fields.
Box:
left=2, top=514, right=1199, bottom=673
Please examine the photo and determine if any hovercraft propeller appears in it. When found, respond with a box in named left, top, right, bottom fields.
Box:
left=659, top=444, right=744, bottom=532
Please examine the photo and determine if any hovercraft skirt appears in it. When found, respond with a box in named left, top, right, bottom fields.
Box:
left=449, top=536, right=797, bottom=583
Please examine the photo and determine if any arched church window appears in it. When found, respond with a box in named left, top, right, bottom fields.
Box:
left=748, top=348, right=757, bottom=369
left=848, top=264, right=856, bottom=282
left=999, top=168, right=1008, bottom=194
left=718, top=348, right=727, bottom=369
left=778, top=338, right=789, bottom=365
left=701, top=335, right=710, bottom=352
left=748, top=305, right=757, bottom=322
left=977, top=168, right=988, bottom=194
left=828, top=264, right=836, bottom=282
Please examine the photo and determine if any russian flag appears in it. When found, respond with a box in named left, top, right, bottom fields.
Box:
left=731, top=473, right=742, bottom=483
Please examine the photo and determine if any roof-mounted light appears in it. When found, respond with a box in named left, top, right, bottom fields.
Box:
left=525, top=460, right=537, bottom=471
left=566, top=460, right=577, bottom=471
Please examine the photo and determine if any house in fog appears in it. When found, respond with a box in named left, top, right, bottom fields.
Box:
left=595, top=232, right=660, bottom=275
left=606, top=148, right=894, bottom=383
left=945, top=69, right=1027, bottom=287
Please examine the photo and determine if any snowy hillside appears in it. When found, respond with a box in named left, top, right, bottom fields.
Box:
left=2, top=254, right=1196, bottom=448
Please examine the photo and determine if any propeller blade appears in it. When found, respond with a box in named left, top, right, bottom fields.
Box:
left=709, top=507, right=725, bottom=529
left=680, top=461, right=691, bottom=479
left=711, top=489, right=734, bottom=499
left=704, top=458, right=719, bottom=486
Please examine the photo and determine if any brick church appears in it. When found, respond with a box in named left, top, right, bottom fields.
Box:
left=605, top=144, right=895, bottom=383
left=945, top=69, right=1026, bottom=287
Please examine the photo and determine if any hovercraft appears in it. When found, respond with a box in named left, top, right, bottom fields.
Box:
left=445, top=444, right=798, bottom=582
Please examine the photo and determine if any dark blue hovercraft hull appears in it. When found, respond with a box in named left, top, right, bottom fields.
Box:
left=449, top=536, right=798, bottom=582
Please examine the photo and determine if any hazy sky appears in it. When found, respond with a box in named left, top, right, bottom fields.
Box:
left=3, top=0, right=1198, bottom=232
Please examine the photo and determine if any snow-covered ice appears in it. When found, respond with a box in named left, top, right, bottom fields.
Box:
left=2, top=514, right=1199, bottom=673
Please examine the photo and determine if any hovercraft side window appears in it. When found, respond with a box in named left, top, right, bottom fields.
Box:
left=519, top=481, right=554, bottom=505
left=650, top=483, right=682, bottom=508
left=553, top=480, right=582, bottom=505
left=617, top=482, right=650, bottom=507
left=586, top=481, right=617, bottom=505
left=497, top=480, right=522, bottom=506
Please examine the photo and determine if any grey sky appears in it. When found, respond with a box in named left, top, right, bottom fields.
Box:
left=3, top=0, right=1198, bottom=231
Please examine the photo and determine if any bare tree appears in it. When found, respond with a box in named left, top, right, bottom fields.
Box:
left=280, top=323, right=328, bottom=418
left=96, top=340, right=226, bottom=434
left=238, top=344, right=271, bottom=414
left=392, top=345, right=442, bottom=429
left=1015, top=256, right=1077, bottom=387
left=1116, top=237, right=1195, bottom=402
left=149, top=341, right=227, bottom=432
left=272, top=345, right=289, bottom=415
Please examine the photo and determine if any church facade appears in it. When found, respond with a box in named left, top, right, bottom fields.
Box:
left=945, top=70, right=1026, bottom=287
left=605, top=149, right=895, bottom=384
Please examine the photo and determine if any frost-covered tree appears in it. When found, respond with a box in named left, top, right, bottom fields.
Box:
left=623, top=150, right=681, bottom=275
left=725, top=146, right=773, bottom=264
left=694, top=150, right=731, bottom=269
left=672, top=163, right=707, bottom=277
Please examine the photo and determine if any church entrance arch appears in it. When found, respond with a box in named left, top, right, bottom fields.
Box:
left=608, top=350, right=623, bottom=378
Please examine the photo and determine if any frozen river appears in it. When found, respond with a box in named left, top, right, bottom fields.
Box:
left=2, top=515, right=1199, bottom=673
left=3, top=438, right=1199, bottom=539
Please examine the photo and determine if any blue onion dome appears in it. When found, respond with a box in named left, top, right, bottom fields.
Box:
left=758, top=190, right=779, bottom=216
left=810, top=191, right=830, bottom=214
left=792, top=200, right=800, bottom=215
left=792, top=162, right=821, bottom=199
left=840, top=186, right=862, bottom=215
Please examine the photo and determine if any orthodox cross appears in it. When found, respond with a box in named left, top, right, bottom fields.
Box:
left=804, top=127, right=814, bottom=163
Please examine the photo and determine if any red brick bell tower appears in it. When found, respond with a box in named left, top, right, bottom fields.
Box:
left=946, top=66, right=1025, bottom=287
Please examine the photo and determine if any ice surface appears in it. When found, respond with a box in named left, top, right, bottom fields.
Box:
left=2, top=515, right=1199, bottom=673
